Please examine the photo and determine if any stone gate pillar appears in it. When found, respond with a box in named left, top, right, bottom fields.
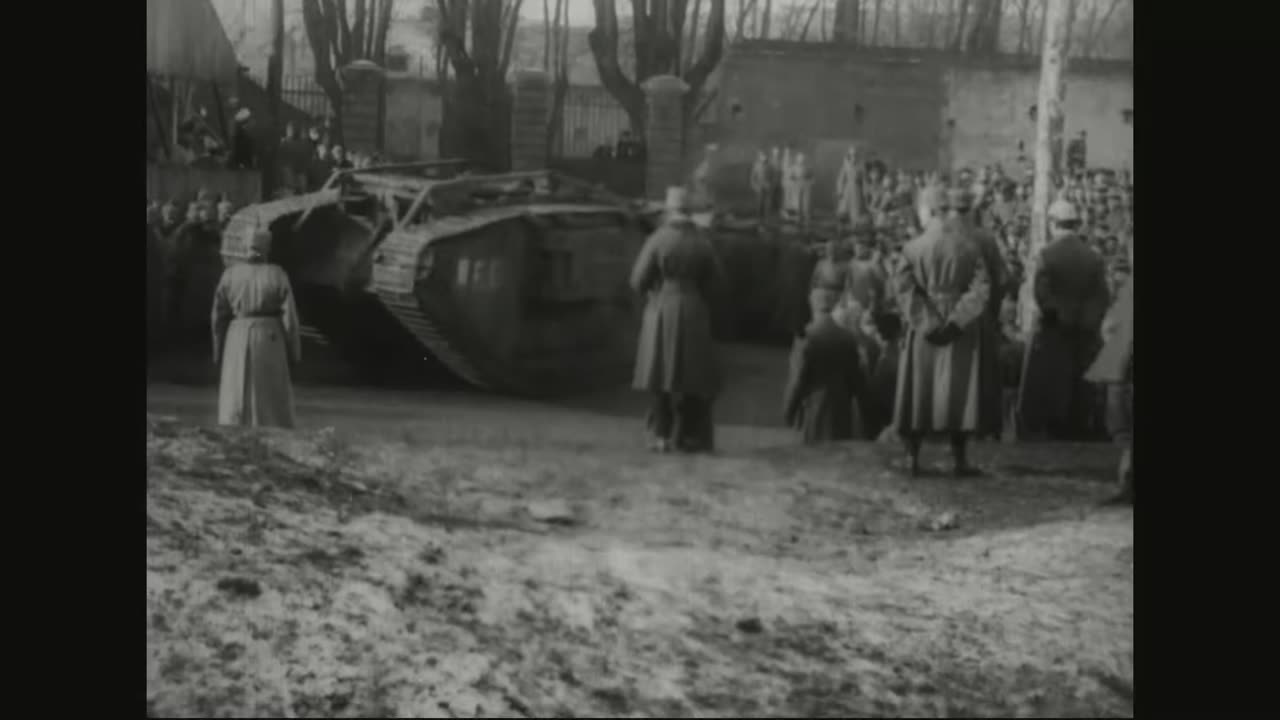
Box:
left=339, top=60, right=386, bottom=155
left=642, top=75, right=689, bottom=200
left=510, top=70, right=550, bottom=171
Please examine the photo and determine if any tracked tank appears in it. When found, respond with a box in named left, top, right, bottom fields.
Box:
left=221, top=162, right=654, bottom=396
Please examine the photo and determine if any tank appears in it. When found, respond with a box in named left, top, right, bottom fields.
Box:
left=221, top=161, right=654, bottom=396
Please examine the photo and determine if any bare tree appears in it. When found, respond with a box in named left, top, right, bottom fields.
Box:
left=587, top=0, right=727, bottom=136
left=686, top=0, right=705, bottom=72
left=800, top=0, right=824, bottom=40
left=543, top=0, right=570, bottom=155
left=1020, top=0, right=1070, bottom=338
left=762, top=0, right=774, bottom=38
left=300, top=0, right=397, bottom=140
left=1080, top=0, right=1123, bottom=58
left=833, top=0, right=862, bottom=43
left=1015, top=0, right=1032, bottom=54
left=435, top=0, right=524, bottom=168
left=950, top=0, right=971, bottom=50
left=964, top=0, right=1002, bottom=54
left=870, top=0, right=884, bottom=45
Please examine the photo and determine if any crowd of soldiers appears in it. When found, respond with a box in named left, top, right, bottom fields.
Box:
left=638, top=145, right=1135, bottom=504
left=146, top=191, right=240, bottom=353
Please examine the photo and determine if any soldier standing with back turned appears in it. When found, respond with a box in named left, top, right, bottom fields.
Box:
left=1018, top=199, right=1111, bottom=440
left=892, top=188, right=992, bottom=476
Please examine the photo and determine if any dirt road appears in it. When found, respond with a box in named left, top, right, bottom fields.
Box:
left=147, top=399, right=1132, bottom=717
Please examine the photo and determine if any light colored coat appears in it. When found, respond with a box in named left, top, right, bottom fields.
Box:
left=892, top=218, right=992, bottom=434
left=211, top=262, right=302, bottom=428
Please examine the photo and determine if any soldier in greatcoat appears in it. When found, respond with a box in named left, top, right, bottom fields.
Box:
left=835, top=146, right=866, bottom=230
left=1086, top=234, right=1134, bottom=505
left=1017, top=200, right=1112, bottom=440
left=631, top=187, right=725, bottom=453
left=891, top=188, right=992, bottom=476
left=783, top=288, right=867, bottom=444
left=212, top=228, right=301, bottom=428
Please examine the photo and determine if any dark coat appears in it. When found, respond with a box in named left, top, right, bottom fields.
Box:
left=630, top=217, right=723, bottom=397
left=892, top=217, right=992, bottom=434
left=973, top=227, right=1009, bottom=438
left=783, top=316, right=866, bottom=444
left=1034, top=236, right=1111, bottom=332
left=1018, top=235, right=1111, bottom=439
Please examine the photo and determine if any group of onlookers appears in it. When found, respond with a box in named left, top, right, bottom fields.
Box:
left=146, top=191, right=239, bottom=353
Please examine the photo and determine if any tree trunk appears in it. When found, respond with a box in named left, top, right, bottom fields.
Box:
left=1081, top=0, right=1122, bottom=59
left=1061, top=0, right=1079, bottom=58
left=871, top=0, right=884, bottom=45
left=762, top=0, right=773, bottom=38
left=1019, top=0, right=1070, bottom=337
left=687, top=0, right=705, bottom=72
left=964, top=0, right=1002, bottom=54
left=265, top=0, right=284, bottom=195
left=951, top=0, right=971, bottom=50
left=833, top=0, right=861, bottom=44
left=799, top=0, right=823, bottom=40
left=893, top=0, right=900, bottom=46
left=1016, top=0, right=1031, bottom=54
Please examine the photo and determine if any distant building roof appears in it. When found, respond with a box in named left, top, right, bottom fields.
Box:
left=148, top=0, right=240, bottom=83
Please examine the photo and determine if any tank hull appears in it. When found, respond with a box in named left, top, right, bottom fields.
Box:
left=224, top=188, right=651, bottom=396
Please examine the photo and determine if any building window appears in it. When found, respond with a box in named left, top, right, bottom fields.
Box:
left=1121, top=108, right=1133, bottom=125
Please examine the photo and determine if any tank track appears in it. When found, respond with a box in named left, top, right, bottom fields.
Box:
left=369, top=230, right=530, bottom=394
left=369, top=290, right=494, bottom=390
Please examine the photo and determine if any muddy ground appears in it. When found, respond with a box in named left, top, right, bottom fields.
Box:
left=145, top=395, right=1133, bottom=718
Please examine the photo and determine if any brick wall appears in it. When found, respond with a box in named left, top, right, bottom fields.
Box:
left=711, top=43, right=1133, bottom=214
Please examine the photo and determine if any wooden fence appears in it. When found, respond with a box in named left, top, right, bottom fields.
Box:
left=146, top=163, right=263, bottom=206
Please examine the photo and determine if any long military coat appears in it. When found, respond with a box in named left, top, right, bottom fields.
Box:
left=630, top=217, right=723, bottom=397
left=212, top=262, right=302, bottom=428
left=1018, top=235, right=1111, bottom=438
left=783, top=315, right=866, bottom=444
left=892, top=218, right=992, bottom=434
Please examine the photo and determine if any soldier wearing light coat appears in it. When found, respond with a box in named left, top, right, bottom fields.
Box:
left=835, top=147, right=866, bottom=228
left=892, top=188, right=992, bottom=476
left=212, top=228, right=302, bottom=428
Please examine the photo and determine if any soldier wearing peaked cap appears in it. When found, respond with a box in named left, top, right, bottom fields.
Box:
left=1017, top=199, right=1111, bottom=441
left=891, top=186, right=994, bottom=476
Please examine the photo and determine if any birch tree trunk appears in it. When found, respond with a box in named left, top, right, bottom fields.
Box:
left=1020, top=0, right=1070, bottom=336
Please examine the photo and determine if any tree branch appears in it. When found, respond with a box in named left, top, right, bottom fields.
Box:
left=684, top=0, right=725, bottom=99
left=499, top=0, right=525, bottom=76
left=437, top=0, right=476, bottom=77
